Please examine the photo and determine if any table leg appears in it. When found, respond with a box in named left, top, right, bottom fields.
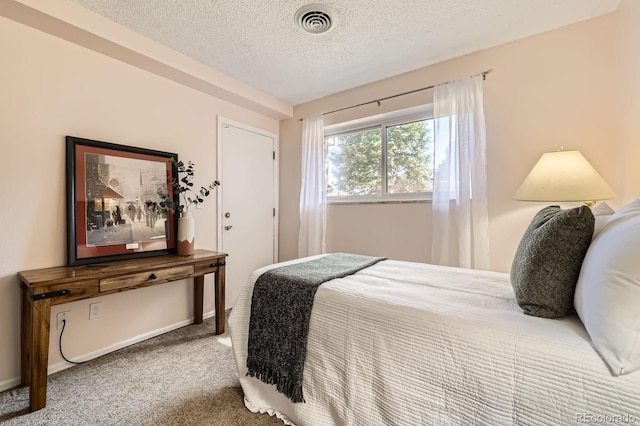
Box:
left=29, top=297, right=51, bottom=412
left=20, top=286, right=32, bottom=387
left=214, top=264, right=226, bottom=335
left=193, top=275, right=204, bottom=324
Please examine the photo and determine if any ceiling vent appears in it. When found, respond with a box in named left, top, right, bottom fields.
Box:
left=295, top=4, right=335, bottom=34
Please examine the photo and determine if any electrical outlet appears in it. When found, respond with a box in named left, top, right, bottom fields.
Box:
left=89, top=302, right=103, bottom=320
left=57, top=311, right=70, bottom=330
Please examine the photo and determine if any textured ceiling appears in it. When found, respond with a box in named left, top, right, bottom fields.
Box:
left=69, top=0, right=620, bottom=105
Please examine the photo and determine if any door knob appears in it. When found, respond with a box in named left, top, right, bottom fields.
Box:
left=224, top=225, right=233, bottom=231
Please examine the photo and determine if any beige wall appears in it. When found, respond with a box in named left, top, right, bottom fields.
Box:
left=0, top=16, right=278, bottom=389
left=616, top=0, right=640, bottom=203
left=327, top=202, right=433, bottom=262
left=280, top=8, right=632, bottom=270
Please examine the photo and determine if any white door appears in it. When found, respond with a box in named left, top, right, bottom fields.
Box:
left=218, top=118, right=277, bottom=308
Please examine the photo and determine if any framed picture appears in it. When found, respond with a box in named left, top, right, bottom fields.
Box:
left=66, top=136, right=179, bottom=266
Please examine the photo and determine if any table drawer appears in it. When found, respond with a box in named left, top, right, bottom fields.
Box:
left=99, top=265, right=194, bottom=292
left=194, top=259, right=225, bottom=276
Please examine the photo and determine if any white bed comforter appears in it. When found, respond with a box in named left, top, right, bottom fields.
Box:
left=228, top=256, right=640, bottom=425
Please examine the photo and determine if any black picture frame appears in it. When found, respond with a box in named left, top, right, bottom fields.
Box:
left=66, top=136, right=179, bottom=266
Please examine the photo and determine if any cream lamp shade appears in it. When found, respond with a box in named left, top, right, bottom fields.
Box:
left=514, top=150, right=615, bottom=205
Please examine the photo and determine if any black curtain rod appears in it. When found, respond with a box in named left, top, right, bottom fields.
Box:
left=298, top=69, right=492, bottom=122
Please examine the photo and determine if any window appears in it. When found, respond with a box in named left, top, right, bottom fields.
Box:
left=325, top=110, right=434, bottom=202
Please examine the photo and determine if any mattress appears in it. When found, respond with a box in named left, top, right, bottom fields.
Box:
left=228, top=256, right=640, bottom=425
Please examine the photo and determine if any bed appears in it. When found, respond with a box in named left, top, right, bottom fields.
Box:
left=228, top=254, right=640, bottom=425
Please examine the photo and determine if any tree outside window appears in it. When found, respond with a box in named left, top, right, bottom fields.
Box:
left=326, top=117, right=433, bottom=201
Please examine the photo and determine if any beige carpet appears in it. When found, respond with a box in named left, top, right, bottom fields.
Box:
left=0, top=313, right=283, bottom=425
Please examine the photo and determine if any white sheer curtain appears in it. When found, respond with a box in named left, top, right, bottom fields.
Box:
left=431, top=75, right=490, bottom=269
left=298, top=116, right=326, bottom=257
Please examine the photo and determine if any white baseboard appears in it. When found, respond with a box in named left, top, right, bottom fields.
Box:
left=0, top=310, right=216, bottom=393
left=0, top=377, right=21, bottom=393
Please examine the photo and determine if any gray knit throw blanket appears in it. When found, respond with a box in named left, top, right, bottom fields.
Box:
left=246, top=253, right=386, bottom=403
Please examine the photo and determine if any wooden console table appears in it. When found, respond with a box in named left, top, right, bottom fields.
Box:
left=18, top=249, right=227, bottom=412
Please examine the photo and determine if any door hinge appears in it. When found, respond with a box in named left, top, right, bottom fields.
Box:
left=273, top=151, right=275, bottom=160
left=273, top=208, right=276, bottom=217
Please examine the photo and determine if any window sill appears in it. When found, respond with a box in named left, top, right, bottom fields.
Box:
left=328, top=198, right=432, bottom=205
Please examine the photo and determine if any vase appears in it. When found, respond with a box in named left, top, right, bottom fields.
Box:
left=177, top=212, right=195, bottom=255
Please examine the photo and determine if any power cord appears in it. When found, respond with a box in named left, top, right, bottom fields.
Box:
left=58, top=319, right=86, bottom=365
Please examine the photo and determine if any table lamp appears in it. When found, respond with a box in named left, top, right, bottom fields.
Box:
left=514, top=148, right=615, bottom=207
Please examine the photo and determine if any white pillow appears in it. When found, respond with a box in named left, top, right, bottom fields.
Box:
left=574, top=199, right=640, bottom=375
left=592, top=202, right=615, bottom=239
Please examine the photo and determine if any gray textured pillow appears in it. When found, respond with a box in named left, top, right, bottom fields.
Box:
left=510, top=205, right=594, bottom=318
